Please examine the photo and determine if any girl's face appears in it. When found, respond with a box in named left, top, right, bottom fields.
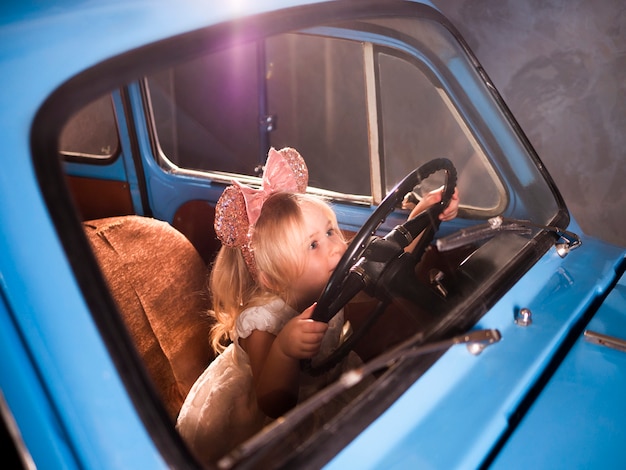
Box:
left=289, top=203, right=346, bottom=310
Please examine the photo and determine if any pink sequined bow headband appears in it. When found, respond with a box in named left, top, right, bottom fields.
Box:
left=214, top=147, right=309, bottom=277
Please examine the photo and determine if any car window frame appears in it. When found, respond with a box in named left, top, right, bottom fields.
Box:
left=141, top=66, right=375, bottom=208
left=140, top=20, right=516, bottom=219
left=30, top=2, right=570, bottom=468
left=59, top=93, right=122, bottom=164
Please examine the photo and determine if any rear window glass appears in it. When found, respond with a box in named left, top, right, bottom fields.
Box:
left=59, top=94, right=119, bottom=160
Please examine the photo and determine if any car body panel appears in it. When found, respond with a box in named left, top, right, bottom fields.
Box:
left=327, top=237, right=625, bottom=469
left=1, top=1, right=624, bottom=468
left=492, top=270, right=626, bottom=469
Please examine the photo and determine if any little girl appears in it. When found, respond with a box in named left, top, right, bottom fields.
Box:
left=176, top=147, right=458, bottom=464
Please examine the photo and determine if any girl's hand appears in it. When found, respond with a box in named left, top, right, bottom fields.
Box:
left=408, top=187, right=460, bottom=222
left=276, top=304, right=328, bottom=359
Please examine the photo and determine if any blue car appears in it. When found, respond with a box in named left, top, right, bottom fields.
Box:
left=2, top=0, right=625, bottom=468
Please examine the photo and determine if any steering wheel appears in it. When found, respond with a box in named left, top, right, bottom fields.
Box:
left=305, top=158, right=457, bottom=373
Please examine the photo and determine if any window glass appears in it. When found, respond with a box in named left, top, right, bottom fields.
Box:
left=378, top=51, right=502, bottom=211
left=147, top=42, right=261, bottom=175
left=59, top=94, right=118, bottom=159
left=147, top=34, right=371, bottom=196
left=266, top=34, right=370, bottom=195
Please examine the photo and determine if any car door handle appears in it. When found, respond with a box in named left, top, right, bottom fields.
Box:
left=584, top=330, right=626, bottom=353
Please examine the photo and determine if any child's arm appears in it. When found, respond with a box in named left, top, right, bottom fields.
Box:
left=240, top=304, right=328, bottom=418
left=405, top=187, right=459, bottom=253
left=408, top=186, right=459, bottom=222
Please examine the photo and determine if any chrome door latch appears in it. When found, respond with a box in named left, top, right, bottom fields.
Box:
left=584, top=330, right=626, bottom=353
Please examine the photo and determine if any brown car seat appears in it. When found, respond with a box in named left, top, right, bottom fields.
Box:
left=83, top=215, right=214, bottom=420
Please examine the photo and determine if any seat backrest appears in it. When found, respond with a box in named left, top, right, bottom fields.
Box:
left=84, top=215, right=214, bottom=420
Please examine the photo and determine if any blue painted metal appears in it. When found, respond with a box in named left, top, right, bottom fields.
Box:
left=0, top=290, right=79, bottom=468
left=63, top=156, right=127, bottom=181
left=327, top=237, right=625, bottom=469
left=1, top=0, right=625, bottom=468
left=492, top=270, right=626, bottom=469
left=115, top=88, right=149, bottom=215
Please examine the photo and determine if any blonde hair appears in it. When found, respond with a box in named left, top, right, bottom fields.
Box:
left=209, top=192, right=342, bottom=353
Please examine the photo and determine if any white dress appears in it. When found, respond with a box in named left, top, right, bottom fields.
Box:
left=176, top=298, right=350, bottom=465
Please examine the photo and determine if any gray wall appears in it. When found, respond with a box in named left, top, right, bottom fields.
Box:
left=433, top=0, right=626, bottom=247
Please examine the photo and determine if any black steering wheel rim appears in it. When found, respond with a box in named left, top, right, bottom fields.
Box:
left=311, top=158, right=457, bottom=324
